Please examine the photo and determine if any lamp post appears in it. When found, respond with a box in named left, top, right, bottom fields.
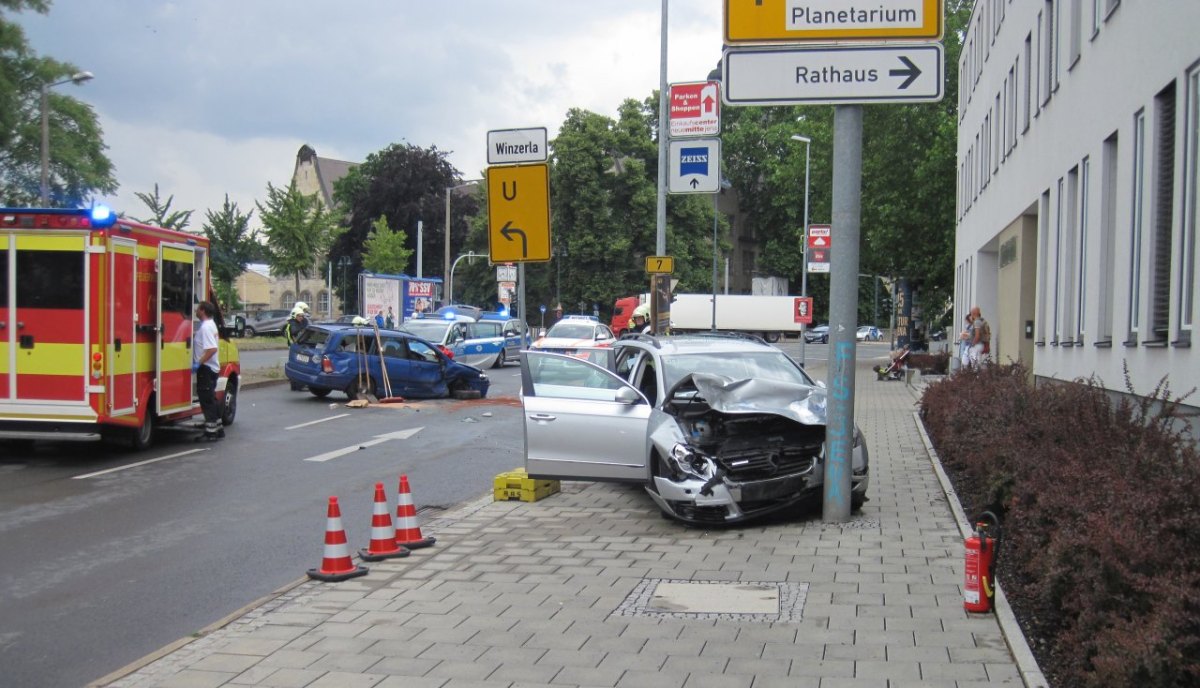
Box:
left=712, top=178, right=733, bottom=331
left=449, top=251, right=481, bottom=304
left=791, top=133, right=812, bottom=365
left=553, top=245, right=567, bottom=308
left=41, top=71, right=94, bottom=206
left=444, top=180, right=481, bottom=306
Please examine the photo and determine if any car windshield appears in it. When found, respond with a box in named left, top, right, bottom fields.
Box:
left=402, top=321, right=451, bottom=342
left=660, top=351, right=813, bottom=390
left=546, top=322, right=596, bottom=339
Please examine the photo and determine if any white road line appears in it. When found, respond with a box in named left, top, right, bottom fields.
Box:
left=303, top=427, right=425, bottom=463
left=72, top=448, right=209, bottom=479
left=286, top=413, right=350, bottom=430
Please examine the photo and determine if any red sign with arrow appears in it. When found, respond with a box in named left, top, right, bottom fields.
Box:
left=669, top=81, right=720, bottom=138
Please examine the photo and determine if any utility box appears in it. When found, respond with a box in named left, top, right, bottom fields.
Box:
left=493, top=469, right=560, bottom=502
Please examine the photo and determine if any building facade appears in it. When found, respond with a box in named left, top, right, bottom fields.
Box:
left=956, top=0, right=1200, bottom=414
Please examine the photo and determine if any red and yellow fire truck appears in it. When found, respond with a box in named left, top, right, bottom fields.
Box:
left=0, top=207, right=240, bottom=449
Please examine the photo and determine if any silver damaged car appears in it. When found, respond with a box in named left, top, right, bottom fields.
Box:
left=520, top=335, right=869, bottom=525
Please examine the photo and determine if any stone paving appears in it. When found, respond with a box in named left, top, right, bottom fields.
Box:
left=100, top=370, right=1031, bottom=688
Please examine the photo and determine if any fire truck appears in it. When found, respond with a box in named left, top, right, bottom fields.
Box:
left=0, top=207, right=241, bottom=449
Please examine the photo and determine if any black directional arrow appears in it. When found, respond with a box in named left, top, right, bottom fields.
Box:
left=689, top=179, right=700, bottom=189
left=889, top=56, right=922, bottom=90
left=500, top=221, right=528, bottom=257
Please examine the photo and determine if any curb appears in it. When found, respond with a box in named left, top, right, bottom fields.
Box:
left=911, top=409, right=1050, bottom=688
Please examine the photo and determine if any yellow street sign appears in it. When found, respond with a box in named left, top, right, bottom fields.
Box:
left=487, top=163, right=551, bottom=263
left=725, top=0, right=943, bottom=44
left=645, top=256, right=674, bottom=274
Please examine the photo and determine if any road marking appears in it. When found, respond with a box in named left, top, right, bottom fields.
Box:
left=286, top=413, right=350, bottom=430
left=303, top=427, right=425, bottom=463
left=72, top=449, right=209, bottom=479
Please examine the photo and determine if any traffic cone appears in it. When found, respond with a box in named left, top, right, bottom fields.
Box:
left=307, top=496, right=369, bottom=582
left=359, top=482, right=410, bottom=561
left=394, top=475, right=436, bottom=550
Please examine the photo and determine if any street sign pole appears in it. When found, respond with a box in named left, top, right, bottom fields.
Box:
left=824, top=105, right=862, bottom=524
left=655, top=0, right=668, bottom=256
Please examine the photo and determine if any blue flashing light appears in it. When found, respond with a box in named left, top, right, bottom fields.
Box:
left=90, top=205, right=116, bottom=228
left=498, top=307, right=509, bottom=317
left=442, top=310, right=457, bottom=320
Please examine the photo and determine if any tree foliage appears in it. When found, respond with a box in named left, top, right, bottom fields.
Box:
left=0, top=0, right=117, bottom=206
left=360, top=215, right=414, bottom=275
left=256, top=180, right=343, bottom=297
left=331, top=143, right=468, bottom=310
left=134, top=183, right=193, bottom=231
left=202, top=195, right=257, bottom=309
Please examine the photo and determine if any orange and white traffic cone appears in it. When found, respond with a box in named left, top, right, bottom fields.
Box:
left=394, top=474, right=436, bottom=550
left=359, top=482, right=410, bottom=561
left=307, top=496, right=369, bottom=582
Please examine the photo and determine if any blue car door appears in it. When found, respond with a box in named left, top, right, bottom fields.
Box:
left=375, top=334, right=414, bottom=397
left=401, top=338, right=448, bottom=397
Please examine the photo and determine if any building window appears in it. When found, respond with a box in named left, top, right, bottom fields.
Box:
left=1053, top=0, right=1063, bottom=89
left=318, top=290, right=331, bottom=316
left=1038, top=189, right=1052, bottom=343
left=1091, top=0, right=1101, bottom=37
left=994, top=94, right=1002, bottom=173
left=1054, top=177, right=1064, bottom=344
left=1041, top=3, right=1055, bottom=106
left=1149, top=83, right=1176, bottom=342
left=1181, top=67, right=1200, bottom=338
left=1078, top=158, right=1090, bottom=342
left=281, top=291, right=295, bottom=310
left=1064, top=168, right=1079, bottom=343
left=1023, top=34, right=1033, bottom=131
left=1099, top=133, right=1119, bottom=343
left=1035, top=12, right=1045, bottom=113
left=1128, top=110, right=1146, bottom=341
left=1068, top=0, right=1082, bottom=69
left=299, top=290, right=313, bottom=308
left=1104, top=0, right=1120, bottom=20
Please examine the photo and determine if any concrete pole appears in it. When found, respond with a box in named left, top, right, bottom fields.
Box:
left=823, top=105, right=862, bottom=524
left=799, top=137, right=811, bottom=366
left=444, top=188, right=452, bottom=305
left=416, top=220, right=423, bottom=278
left=712, top=192, right=719, bottom=331
left=39, top=86, right=50, bottom=206
left=655, top=0, right=668, bottom=256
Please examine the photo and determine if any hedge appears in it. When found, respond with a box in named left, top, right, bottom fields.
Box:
left=919, top=363, right=1200, bottom=687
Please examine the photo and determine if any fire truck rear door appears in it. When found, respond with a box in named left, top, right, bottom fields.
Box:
left=109, top=237, right=137, bottom=415
left=8, top=233, right=89, bottom=404
left=0, top=233, right=8, bottom=400
left=156, top=244, right=195, bottom=415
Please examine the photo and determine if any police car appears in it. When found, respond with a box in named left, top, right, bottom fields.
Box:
left=401, top=312, right=525, bottom=368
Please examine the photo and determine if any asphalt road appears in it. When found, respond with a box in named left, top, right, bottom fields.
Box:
left=0, top=363, right=525, bottom=688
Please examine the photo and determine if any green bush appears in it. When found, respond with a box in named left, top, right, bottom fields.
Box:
left=919, top=364, right=1200, bottom=687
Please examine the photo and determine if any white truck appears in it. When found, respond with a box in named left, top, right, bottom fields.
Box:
left=668, top=294, right=806, bottom=343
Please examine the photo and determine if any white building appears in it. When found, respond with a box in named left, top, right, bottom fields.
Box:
left=956, top=0, right=1200, bottom=416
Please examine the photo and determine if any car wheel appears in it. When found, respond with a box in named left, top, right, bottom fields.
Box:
left=764, top=332, right=781, bottom=343
left=244, top=326, right=257, bottom=337
left=129, top=407, right=154, bottom=450
left=493, top=349, right=506, bottom=369
left=450, top=381, right=482, bottom=400
left=221, top=376, right=238, bottom=426
left=345, top=377, right=376, bottom=400
left=309, top=387, right=332, bottom=398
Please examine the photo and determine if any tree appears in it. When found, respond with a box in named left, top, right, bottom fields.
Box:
left=256, top=180, right=343, bottom=297
left=133, top=183, right=194, bottom=231
left=0, top=0, right=117, bottom=206
left=202, top=195, right=258, bottom=309
left=331, top=143, right=467, bottom=311
left=360, top=215, right=413, bottom=275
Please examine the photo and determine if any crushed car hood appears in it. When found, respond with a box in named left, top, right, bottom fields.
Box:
left=668, top=373, right=827, bottom=426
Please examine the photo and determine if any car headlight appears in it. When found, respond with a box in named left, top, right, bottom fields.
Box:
left=667, top=443, right=717, bottom=480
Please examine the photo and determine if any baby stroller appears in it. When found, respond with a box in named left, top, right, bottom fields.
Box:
left=874, top=346, right=911, bottom=381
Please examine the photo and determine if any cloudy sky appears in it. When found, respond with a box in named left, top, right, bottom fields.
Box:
left=17, top=1, right=725, bottom=225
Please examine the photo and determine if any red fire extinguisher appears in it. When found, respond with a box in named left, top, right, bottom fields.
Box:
left=964, top=511, right=1001, bottom=613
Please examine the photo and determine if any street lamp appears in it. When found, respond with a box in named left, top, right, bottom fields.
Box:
left=553, top=245, right=567, bottom=307
left=40, top=71, right=94, bottom=206
left=444, top=180, right=481, bottom=306
left=791, top=133, right=812, bottom=365
left=448, top=251, right=481, bottom=304
left=712, top=178, right=733, bottom=331
left=338, top=256, right=352, bottom=315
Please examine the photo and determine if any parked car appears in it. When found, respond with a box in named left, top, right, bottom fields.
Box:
left=284, top=324, right=489, bottom=400
left=400, top=315, right=524, bottom=369
left=519, top=334, right=869, bottom=525
left=856, top=326, right=882, bottom=342
left=241, top=309, right=293, bottom=337
left=803, top=324, right=829, bottom=344
left=531, top=317, right=616, bottom=355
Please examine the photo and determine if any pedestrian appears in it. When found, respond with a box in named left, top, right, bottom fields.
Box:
left=193, top=301, right=223, bottom=442
left=285, top=307, right=310, bottom=391
left=375, top=309, right=385, bottom=329
left=958, top=313, right=974, bottom=370
left=968, top=305, right=990, bottom=365
left=630, top=304, right=652, bottom=335
left=385, top=306, right=395, bottom=329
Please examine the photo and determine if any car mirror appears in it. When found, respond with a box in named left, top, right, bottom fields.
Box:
left=615, top=386, right=641, bottom=405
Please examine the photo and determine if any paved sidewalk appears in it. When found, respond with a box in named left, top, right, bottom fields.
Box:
left=101, top=371, right=1028, bottom=688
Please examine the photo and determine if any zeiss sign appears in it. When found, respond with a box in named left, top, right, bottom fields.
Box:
left=669, top=139, right=721, bottom=194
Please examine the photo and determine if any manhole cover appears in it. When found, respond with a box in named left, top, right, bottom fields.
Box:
left=613, top=579, right=807, bottom=622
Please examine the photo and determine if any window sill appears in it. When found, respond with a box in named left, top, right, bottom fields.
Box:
left=1060, top=338, right=1075, bottom=346
left=1035, top=340, right=1046, bottom=347
left=1122, top=339, right=1138, bottom=348
left=1094, top=340, right=1113, bottom=348
left=1143, top=340, right=1168, bottom=348
left=1171, top=339, right=1192, bottom=348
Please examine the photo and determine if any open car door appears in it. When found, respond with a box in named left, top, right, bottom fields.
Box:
left=520, top=350, right=650, bottom=482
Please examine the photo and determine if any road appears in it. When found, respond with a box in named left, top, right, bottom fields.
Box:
left=0, top=363, right=525, bottom=688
